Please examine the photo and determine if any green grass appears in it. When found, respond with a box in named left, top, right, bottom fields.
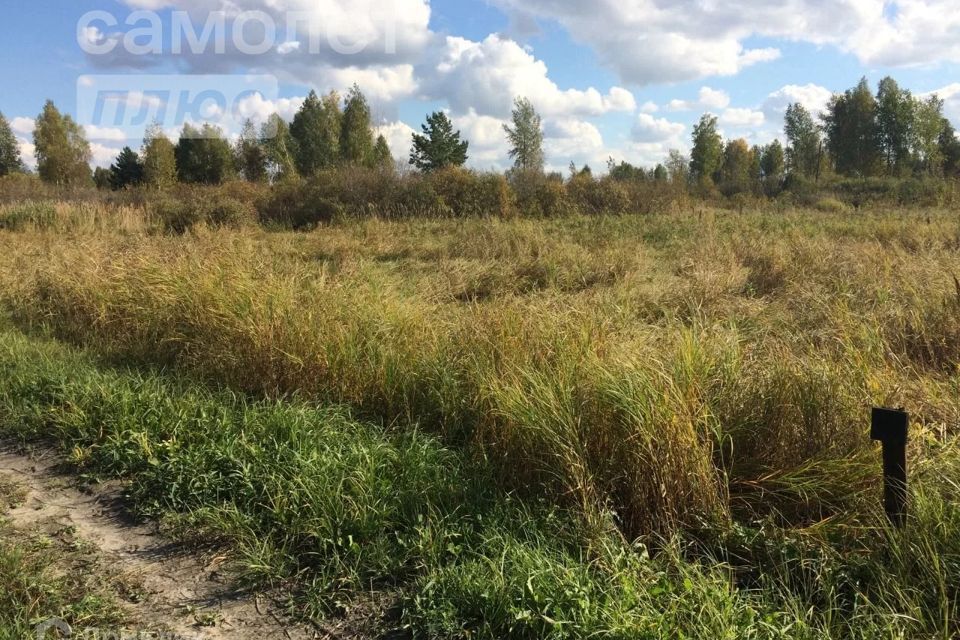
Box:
left=1, top=201, right=960, bottom=636
left=0, top=327, right=958, bottom=638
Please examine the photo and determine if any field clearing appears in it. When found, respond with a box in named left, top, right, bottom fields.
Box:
left=1, top=202, right=960, bottom=637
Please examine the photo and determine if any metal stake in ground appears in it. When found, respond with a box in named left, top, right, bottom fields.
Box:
left=871, top=408, right=909, bottom=528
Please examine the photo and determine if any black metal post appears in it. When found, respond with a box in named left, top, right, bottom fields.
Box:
left=871, top=408, right=909, bottom=528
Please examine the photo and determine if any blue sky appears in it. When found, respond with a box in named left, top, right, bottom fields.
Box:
left=2, top=0, right=959, bottom=172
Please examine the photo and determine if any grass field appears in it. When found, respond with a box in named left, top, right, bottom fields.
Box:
left=1, top=198, right=959, bottom=637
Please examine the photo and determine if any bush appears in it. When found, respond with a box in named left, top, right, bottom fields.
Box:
left=396, top=175, right=446, bottom=218
left=0, top=201, right=57, bottom=231
left=511, top=171, right=574, bottom=217
left=566, top=175, right=632, bottom=215
left=429, top=168, right=513, bottom=218
left=257, top=178, right=345, bottom=230
left=813, top=197, right=848, bottom=213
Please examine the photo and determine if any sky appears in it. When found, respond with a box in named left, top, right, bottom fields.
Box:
left=2, top=0, right=960, bottom=174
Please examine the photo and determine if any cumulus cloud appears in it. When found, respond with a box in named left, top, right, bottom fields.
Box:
left=86, top=0, right=432, bottom=103
left=490, top=0, right=960, bottom=85
left=632, top=113, right=685, bottom=143
left=920, top=82, right=960, bottom=125
left=763, top=83, right=834, bottom=120
left=426, top=35, right=636, bottom=119
left=719, top=108, right=765, bottom=128
left=84, top=125, right=129, bottom=142
left=667, top=87, right=731, bottom=112
left=375, top=120, right=417, bottom=160
left=10, top=117, right=34, bottom=136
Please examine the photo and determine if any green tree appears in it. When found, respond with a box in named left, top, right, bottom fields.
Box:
left=261, top=113, right=296, bottom=182
left=372, top=134, right=393, bottom=170
left=940, top=119, right=960, bottom=177
left=689, top=114, right=723, bottom=184
left=822, top=77, right=881, bottom=177
left=290, top=90, right=339, bottom=175
left=235, top=119, right=268, bottom=182
left=93, top=166, right=111, bottom=189
left=0, top=112, right=22, bottom=176
left=783, top=103, right=822, bottom=177
left=666, top=149, right=689, bottom=184
left=175, top=123, right=235, bottom=184
left=141, top=125, right=177, bottom=189
left=607, top=158, right=646, bottom=182
left=912, top=95, right=946, bottom=176
left=503, top=97, right=544, bottom=172
left=108, top=146, right=144, bottom=190
left=760, top=140, right=785, bottom=179
left=340, top=85, right=374, bottom=166
left=33, top=100, right=91, bottom=185
left=653, top=163, right=668, bottom=182
left=409, top=111, right=469, bottom=172
left=876, top=77, right=916, bottom=175
left=718, top=138, right=755, bottom=195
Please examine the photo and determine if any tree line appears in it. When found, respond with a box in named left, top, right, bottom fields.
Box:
left=684, top=76, right=960, bottom=197
left=0, top=75, right=957, bottom=193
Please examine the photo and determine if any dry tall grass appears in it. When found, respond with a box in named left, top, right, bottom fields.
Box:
left=1, top=205, right=958, bottom=540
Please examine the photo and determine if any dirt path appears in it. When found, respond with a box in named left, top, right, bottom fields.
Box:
left=0, top=447, right=323, bottom=640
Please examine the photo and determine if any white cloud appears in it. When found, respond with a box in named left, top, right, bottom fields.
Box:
left=639, top=101, right=659, bottom=114
left=427, top=35, right=637, bottom=119
left=375, top=120, right=417, bottom=160
left=667, top=87, right=731, bottom=112
left=16, top=139, right=36, bottom=170
left=719, top=108, right=765, bottom=128
left=452, top=110, right=511, bottom=169
left=277, top=41, right=300, bottom=55
left=90, top=143, right=125, bottom=168
left=321, top=64, right=418, bottom=103
left=234, top=94, right=305, bottom=123
left=10, top=117, right=34, bottom=136
left=632, top=113, right=686, bottom=143
left=490, top=0, right=960, bottom=85
left=544, top=118, right=604, bottom=165
left=763, top=84, right=834, bottom=121
left=84, top=125, right=129, bottom=142
left=920, top=82, right=960, bottom=124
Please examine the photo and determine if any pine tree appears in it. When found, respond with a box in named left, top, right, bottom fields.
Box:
left=108, top=146, right=144, bottom=190
left=340, top=85, right=374, bottom=166
left=261, top=113, right=296, bottom=182
left=236, top=119, right=268, bottom=182
left=409, top=111, right=469, bottom=172
left=33, top=100, right=91, bottom=185
left=783, top=103, right=821, bottom=177
left=0, top=111, right=22, bottom=176
left=141, top=123, right=177, bottom=189
left=503, top=97, right=544, bottom=172
left=689, top=114, right=723, bottom=184
left=372, top=134, right=393, bottom=170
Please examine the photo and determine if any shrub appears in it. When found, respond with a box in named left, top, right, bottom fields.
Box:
left=257, top=179, right=343, bottom=230
left=511, top=171, right=574, bottom=217
left=813, top=197, right=848, bottom=213
left=0, top=201, right=57, bottom=231
left=429, top=168, right=513, bottom=218
left=396, top=175, right=446, bottom=218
